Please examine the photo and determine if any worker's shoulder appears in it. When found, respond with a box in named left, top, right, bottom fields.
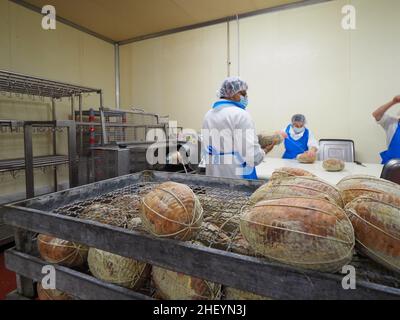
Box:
left=203, top=106, right=253, bottom=125
left=220, top=105, right=250, bottom=116
left=204, top=105, right=246, bottom=116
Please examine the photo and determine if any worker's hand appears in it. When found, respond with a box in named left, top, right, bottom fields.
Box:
left=264, top=144, right=275, bottom=154
left=305, top=150, right=316, bottom=158
left=393, top=95, right=400, bottom=104
left=278, top=131, right=288, bottom=139
left=168, top=151, right=183, bottom=164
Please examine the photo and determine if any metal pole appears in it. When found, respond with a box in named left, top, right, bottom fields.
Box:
left=67, top=122, right=78, bottom=188
left=99, top=91, right=108, bottom=145
left=14, top=228, right=36, bottom=298
left=79, top=94, right=83, bottom=156
left=23, top=124, right=34, bottom=199
left=115, top=43, right=121, bottom=109
left=52, top=99, right=58, bottom=192
left=99, top=90, right=104, bottom=108
left=236, top=14, right=240, bottom=77
left=100, top=108, right=108, bottom=145
left=68, top=95, right=74, bottom=188
left=78, top=94, right=83, bottom=122
left=227, top=19, right=231, bottom=77
left=70, top=95, right=75, bottom=120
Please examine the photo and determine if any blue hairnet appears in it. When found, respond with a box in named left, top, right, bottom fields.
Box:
left=292, top=114, right=306, bottom=124
left=218, top=77, right=248, bottom=98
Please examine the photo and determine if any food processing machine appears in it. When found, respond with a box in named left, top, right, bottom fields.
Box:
left=89, top=139, right=202, bottom=182
left=77, top=107, right=202, bottom=182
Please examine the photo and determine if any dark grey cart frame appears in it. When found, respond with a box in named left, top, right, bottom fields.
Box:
left=1, top=171, right=400, bottom=300
left=23, top=121, right=78, bottom=198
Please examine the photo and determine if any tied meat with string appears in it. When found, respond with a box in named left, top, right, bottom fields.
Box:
left=37, top=234, right=88, bottom=268
left=140, top=182, right=204, bottom=241
left=152, top=266, right=222, bottom=300
left=152, top=242, right=222, bottom=300
left=269, top=167, right=316, bottom=182
left=337, top=175, right=400, bottom=205
left=250, top=176, right=344, bottom=208
left=345, top=194, right=400, bottom=274
left=240, top=197, right=355, bottom=273
left=88, top=248, right=151, bottom=290
left=297, top=153, right=317, bottom=164
left=323, top=159, right=345, bottom=172
left=258, top=132, right=285, bottom=149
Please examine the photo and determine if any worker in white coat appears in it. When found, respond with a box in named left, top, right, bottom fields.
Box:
left=373, top=95, right=400, bottom=164
left=202, top=77, right=270, bottom=180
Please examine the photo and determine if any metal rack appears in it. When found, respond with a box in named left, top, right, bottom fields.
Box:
left=98, top=107, right=175, bottom=145
left=73, top=106, right=191, bottom=184
left=0, top=70, right=103, bottom=200
left=0, top=155, right=70, bottom=174
left=0, top=121, right=69, bottom=179
left=0, top=70, right=101, bottom=99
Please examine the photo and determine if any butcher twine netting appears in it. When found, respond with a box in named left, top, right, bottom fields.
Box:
left=240, top=200, right=355, bottom=272
left=37, top=236, right=88, bottom=265
left=140, top=185, right=204, bottom=240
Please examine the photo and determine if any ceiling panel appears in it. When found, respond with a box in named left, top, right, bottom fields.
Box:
left=21, top=0, right=304, bottom=42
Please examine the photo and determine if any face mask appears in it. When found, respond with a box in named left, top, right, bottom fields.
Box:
left=240, top=95, right=249, bottom=109
left=293, top=126, right=305, bottom=134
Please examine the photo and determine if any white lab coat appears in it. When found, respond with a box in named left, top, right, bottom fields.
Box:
left=377, top=114, right=400, bottom=147
left=202, top=100, right=265, bottom=179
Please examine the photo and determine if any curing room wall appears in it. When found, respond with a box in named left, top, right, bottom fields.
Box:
left=119, top=22, right=228, bottom=129
left=233, top=0, right=351, bottom=160
left=0, top=0, right=115, bottom=201
left=120, top=0, right=400, bottom=164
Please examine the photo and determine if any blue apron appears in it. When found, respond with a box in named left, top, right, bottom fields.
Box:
left=208, top=100, right=258, bottom=180
left=283, top=125, right=309, bottom=159
left=380, top=123, right=400, bottom=165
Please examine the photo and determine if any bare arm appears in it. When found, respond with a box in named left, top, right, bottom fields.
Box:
left=373, top=96, right=400, bottom=122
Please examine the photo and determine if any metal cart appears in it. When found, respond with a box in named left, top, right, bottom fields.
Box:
left=1, top=171, right=399, bottom=300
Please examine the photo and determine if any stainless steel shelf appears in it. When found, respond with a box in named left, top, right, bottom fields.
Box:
left=0, top=70, right=101, bottom=99
left=0, top=70, right=101, bottom=200
left=0, top=120, right=24, bottom=127
left=0, top=155, right=69, bottom=173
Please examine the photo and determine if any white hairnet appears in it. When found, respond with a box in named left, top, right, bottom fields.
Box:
left=218, top=77, right=248, bottom=98
left=292, top=114, right=306, bottom=124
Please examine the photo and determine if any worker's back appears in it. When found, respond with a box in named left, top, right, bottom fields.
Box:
left=202, top=104, right=264, bottom=179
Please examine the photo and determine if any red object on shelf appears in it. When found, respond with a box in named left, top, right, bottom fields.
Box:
left=0, top=252, right=16, bottom=300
